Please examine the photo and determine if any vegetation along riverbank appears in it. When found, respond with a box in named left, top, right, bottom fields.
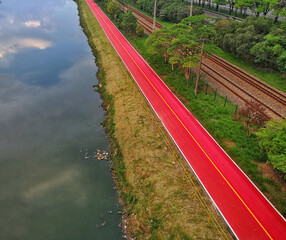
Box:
left=76, top=0, right=234, bottom=239
left=76, top=0, right=286, bottom=238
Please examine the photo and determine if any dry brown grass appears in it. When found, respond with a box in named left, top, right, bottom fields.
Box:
left=77, top=0, right=233, bottom=239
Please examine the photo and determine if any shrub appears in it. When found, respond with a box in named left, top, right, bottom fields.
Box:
left=277, top=50, right=286, bottom=73
left=256, top=119, right=286, bottom=178
left=136, top=25, right=144, bottom=37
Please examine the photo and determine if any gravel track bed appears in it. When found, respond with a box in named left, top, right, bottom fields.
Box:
left=202, top=57, right=286, bottom=119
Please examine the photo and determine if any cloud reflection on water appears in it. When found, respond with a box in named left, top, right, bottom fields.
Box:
left=0, top=37, right=52, bottom=64
left=0, top=0, right=76, bottom=67
left=24, top=20, right=41, bottom=28
left=0, top=1, right=123, bottom=239
left=0, top=58, right=102, bottom=159
left=23, top=168, right=82, bottom=202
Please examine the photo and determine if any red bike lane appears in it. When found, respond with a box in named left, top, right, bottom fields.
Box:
left=85, top=0, right=286, bottom=239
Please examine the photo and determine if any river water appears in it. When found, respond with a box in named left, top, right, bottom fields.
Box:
left=0, top=0, right=123, bottom=239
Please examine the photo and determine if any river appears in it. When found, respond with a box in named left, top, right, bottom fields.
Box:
left=0, top=0, right=122, bottom=239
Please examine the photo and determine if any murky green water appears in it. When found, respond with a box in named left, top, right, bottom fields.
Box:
left=0, top=0, right=122, bottom=239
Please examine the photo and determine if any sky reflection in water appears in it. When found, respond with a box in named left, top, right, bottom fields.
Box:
left=0, top=0, right=122, bottom=239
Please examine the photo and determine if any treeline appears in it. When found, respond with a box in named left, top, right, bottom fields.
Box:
left=199, top=0, right=286, bottom=21
left=145, top=13, right=286, bottom=73
left=121, top=0, right=286, bottom=22
left=118, top=1, right=286, bottom=71
left=122, top=0, right=203, bottom=22
left=98, top=0, right=145, bottom=35
left=215, top=16, right=286, bottom=72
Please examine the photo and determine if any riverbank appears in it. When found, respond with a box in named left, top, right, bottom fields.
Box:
left=76, top=0, right=232, bottom=239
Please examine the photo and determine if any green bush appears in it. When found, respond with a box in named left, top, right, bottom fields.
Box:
left=119, top=10, right=138, bottom=35
left=136, top=25, right=145, bottom=37
left=256, top=119, right=286, bottom=178
left=215, top=16, right=286, bottom=72
left=257, top=120, right=286, bottom=154
left=277, top=50, right=286, bottom=72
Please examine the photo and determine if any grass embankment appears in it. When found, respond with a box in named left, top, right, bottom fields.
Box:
left=76, top=0, right=233, bottom=239
left=128, top=37, right=286, bottom=216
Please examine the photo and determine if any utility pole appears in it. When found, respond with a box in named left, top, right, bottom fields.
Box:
left=190, top=0, right=194, bottom=17
left=153, top=0, right=157, bottom=31
left=195, top=41, right=204, bottom=95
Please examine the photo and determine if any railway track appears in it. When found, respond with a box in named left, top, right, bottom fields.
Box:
left=201, top=63, right=284, bottom=118
left=203, top=55, right=286, bottom=118
left=137, top=18, right=153, bottom=34
left=201, top=8, right=243, bottom=21
left=123, top=3, right=286, bottom=118
left=122, top=4, right=163, bottom=31
left=209, top=54, right=286, bottom=106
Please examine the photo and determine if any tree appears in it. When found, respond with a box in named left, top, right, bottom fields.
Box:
left=227, top=0, right=236, bottom=15
left=256, top=119, right=286, bottom=178
left=250, top=30, right=286, bottom=69
left=277, top=50, right=286, bottom=72
left=169, top=55, right=181, bottom=70
left=235, top=0, right=250, bottom=16
left=234, top=0, right=275, bottom=16
left=107, top=1, right=123, bottom=20
left=169, top=34, right=200, bottom=79
left=159, top=0, right=189, bottom=22
left=181, top=15, right=215, bottom=32
left=215, top=19, right=239, bottom=52
left=136, top=25, right=144, bottom=37
left=215, top=16, right=277, bottom=64
left=146, top=14, right=216, bottom=89
left=273, top=0, right=286, bottom=22
left=145, top=28, right=172, bottom=62
left=256, top=0, right=278, bottom=16
left=213, top=0, right=227, bottom=12
left=119, top=10, right=138, bottom=35
left=134, top=0, right=203, bottom=22
left=281, top=18, right=286, bottom=31
left=236, top=100, right=270, bottom=127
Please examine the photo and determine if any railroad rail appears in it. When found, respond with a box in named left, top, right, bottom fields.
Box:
left=203, top=54, right=286, bottom=118
left=201, top=8, right=243, bottom=21
left=123, top=3, right=286, bottom=119
left=137, top=18, right=153, bottom=34
left=122, top=4, right=163, bottom=30
left=208, top=54, right=286, bottom=106
left=201, top=63, right=283, bottom=118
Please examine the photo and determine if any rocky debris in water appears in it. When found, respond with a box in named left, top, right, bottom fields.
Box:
left=95, top=214, right=108, bottom=230
left=80, top=149, right=110, bottom=161
left=93, top=149, right=110, bottom=161
left=79, top=148, right=90, bottom=159
left=95, top=221, right=107, bottom=229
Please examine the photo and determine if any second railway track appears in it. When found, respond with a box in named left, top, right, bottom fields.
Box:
left=123, top=4, right=286, bottom=119
left=208, top=54, right=286, bottom=106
